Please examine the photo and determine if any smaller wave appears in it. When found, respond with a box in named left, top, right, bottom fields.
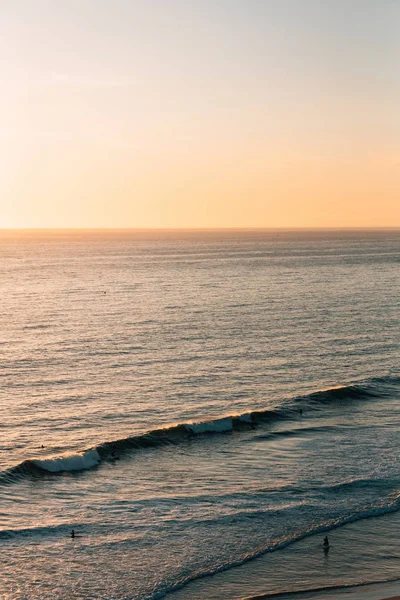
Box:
left=302, top=375, right=400, bottom=406
left=328, top=477, right=395, bottom=493
left=254, top=425, right=337, bottom=440
left=22, top=324, right=52, bottom=331
left=305, top=384, right=380, bottom=404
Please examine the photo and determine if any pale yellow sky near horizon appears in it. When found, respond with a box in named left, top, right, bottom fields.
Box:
left=1, top=0, right=399, bottom=228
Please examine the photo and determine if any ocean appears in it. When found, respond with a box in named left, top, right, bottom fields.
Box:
left=0, top=229, right=399, bottom=600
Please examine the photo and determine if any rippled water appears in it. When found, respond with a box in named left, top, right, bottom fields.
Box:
left=0, top=229, right=399, bottom=599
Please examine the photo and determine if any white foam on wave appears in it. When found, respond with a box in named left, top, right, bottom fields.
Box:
left=188, top=417, right=233, bottom=434
left=32, top=449, right=101, bottom=473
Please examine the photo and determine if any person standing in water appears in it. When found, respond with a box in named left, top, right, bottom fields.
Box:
left=323, top=535, right=329, bottom=548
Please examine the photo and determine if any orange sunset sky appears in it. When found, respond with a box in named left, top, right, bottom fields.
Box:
left=1, top=0, right=399, bottom=229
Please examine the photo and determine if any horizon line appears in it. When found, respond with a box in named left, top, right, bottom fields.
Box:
left=1, top=226, right=400, bottom=232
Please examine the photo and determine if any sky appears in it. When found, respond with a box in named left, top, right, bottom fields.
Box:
left=1, top=0, right=399, bottom=228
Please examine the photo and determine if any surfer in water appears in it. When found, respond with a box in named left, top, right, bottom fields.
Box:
left=110, top=445, right=120, bottom=459
left=70, top=529, right=83, bottom=538
left=323, top=535, right=330, bottom=553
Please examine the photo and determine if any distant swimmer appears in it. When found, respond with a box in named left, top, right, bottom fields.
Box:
left=299, top=409, right=303, bottom=416
left=323, top=536, right=329, bottom=548
left=70, top=529, right=82, bottom=538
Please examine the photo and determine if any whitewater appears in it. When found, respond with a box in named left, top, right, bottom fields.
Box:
left=0, top=229, right=399, bottom=600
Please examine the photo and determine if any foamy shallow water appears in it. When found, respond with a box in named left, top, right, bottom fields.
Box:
left=0, top=229, right=399, bottom=599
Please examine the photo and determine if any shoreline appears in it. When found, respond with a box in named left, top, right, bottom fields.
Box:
left=169, top=509, right=400, bottom=600
left=256, top=580, right=400, bottom=600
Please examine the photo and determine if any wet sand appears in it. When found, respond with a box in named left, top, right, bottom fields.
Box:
left=302, top=582, right=400, bottom=600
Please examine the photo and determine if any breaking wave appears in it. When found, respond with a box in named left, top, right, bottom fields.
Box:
left=32, top=449, right=101, bottom=473
left=1, top=376, right=398, bottom=484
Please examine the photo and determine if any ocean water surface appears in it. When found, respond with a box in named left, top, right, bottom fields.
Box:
left=0, top=229, right=399, bottom=599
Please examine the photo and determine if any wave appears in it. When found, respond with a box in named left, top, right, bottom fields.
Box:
left=1, top=375, right=398, bottom=484
left=0, top=450, right=101, bottom=484
left=32, top=449, right=101, bottom=473
left=305, top=384, right=380, bottom=403
left=254, top=424, right=337, bottom=440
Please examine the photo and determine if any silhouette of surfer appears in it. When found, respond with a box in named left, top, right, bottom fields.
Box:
left=299, top=409, right=303, bottom=416
left=70, top=529, right=83, bottom=538
left=110, top=446, right=120, bottom=460
left=323, top=536, right=330, bottom=554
